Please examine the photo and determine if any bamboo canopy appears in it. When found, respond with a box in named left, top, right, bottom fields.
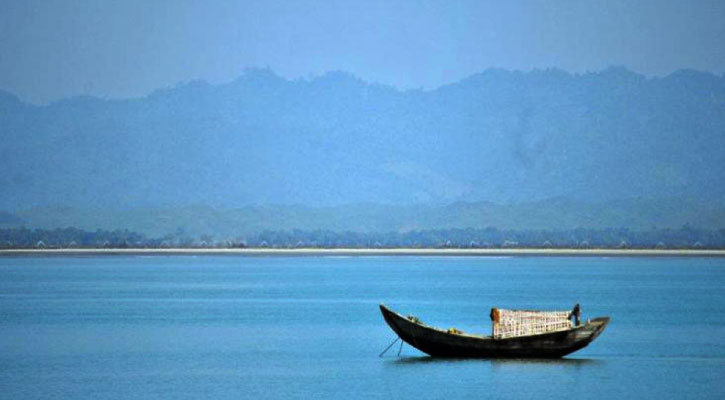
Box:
left=490, top=308, right=574, bottom=339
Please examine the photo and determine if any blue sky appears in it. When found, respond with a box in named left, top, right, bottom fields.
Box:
left=1, top=0, right=724, bottom=104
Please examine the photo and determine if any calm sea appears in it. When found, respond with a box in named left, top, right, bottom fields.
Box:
left=1, top=255, right=724, bottom=399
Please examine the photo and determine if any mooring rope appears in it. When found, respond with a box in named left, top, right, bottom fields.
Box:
left=379, top=336, right=401, bottom=357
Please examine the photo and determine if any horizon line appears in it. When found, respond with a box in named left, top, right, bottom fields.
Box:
left=2, top=248, right=724, bottom=257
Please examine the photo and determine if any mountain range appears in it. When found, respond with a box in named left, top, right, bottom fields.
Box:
left=1, top=67, right=724, bottom=235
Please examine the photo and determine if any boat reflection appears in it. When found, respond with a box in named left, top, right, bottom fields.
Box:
left=388, top=355, right=603, bottom=367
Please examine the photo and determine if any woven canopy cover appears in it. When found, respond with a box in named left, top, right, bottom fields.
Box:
left=491, top=308, right=572, bottom=339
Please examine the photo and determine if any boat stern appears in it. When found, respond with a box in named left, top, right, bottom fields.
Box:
left=572, top=316, right=610, bottom=344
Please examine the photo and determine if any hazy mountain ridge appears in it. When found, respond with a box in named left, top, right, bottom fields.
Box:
left=1, top=67, right=724, bottom=232
left=3, top=197, right=722, bottom=238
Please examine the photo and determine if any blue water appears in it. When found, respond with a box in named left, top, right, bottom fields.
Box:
left=1, top=256, right=724, bottom=399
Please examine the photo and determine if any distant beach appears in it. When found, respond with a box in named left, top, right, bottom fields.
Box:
left=1, top=248, right=724, bottom=257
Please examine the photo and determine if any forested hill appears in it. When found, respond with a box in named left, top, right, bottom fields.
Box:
left=2, top=226, right=724, bottom=250
left=3, top=198, right=724, bottom=238
left=1, top=67, right=724, bottom=231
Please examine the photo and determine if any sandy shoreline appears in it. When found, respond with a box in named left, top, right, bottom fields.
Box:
left=1, top=248, right=724, bottom=257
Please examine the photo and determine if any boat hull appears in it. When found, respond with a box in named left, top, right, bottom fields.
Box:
left=380, top=304, right=609, bottom=358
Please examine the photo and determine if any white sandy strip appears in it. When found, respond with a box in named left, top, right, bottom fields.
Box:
left=0, top=248, right=724, bottom=257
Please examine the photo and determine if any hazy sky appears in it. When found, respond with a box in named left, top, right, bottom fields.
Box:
left=1, top=0, right=724, bottom=104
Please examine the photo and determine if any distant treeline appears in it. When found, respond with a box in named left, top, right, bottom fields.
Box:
left=1, top=226, right=724, bottom=249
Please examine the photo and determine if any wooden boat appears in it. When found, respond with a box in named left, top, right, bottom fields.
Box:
left=379, top=304, right=609, bottom=358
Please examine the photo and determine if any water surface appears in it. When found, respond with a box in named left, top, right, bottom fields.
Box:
left=1, top=256, right=723, bottom=399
